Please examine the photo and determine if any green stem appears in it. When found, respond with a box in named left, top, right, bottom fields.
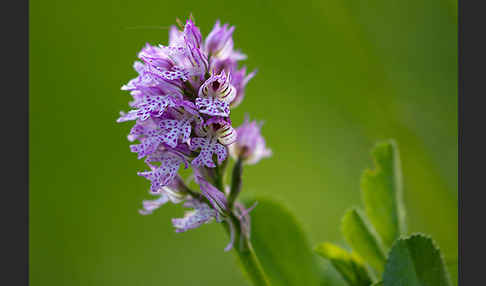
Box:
left=223, top=215, right=271, bottom=286
left=212, top=155, right=269, bottom=285
left=228, top=157, right=243, bottom=208
left=213, top=159, right=227, bottom=192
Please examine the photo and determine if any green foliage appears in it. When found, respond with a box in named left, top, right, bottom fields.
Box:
left=341, top=209, right=386, bottom=274
left=313, top=141, right=453, bottom=286
left=383, top=234, right=452, bottom=286
left=315, top=242, right=372, bottom=286
left=245, top=198, right=324, bottom=286
left=361, top=140, right=406, bottom=251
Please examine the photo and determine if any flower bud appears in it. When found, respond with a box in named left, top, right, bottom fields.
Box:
left=195, top=174, right=229, bottom=216
left=229, top=117, right=272, bottom=165
left=204, top=20, right=235, bottom=58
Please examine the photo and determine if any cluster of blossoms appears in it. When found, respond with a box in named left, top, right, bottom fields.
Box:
left=117, top=18, right=271, bottom=250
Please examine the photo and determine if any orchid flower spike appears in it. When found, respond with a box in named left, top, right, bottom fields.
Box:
left=117, top=17, right=268, bottom=251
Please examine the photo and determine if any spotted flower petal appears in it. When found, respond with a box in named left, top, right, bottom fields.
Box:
left=195, top=97, right=230, bottom=117
left=117, top=110, right=139, bottom=123
left=157, top=108, right=199, bottom=147
left=135, top=92, right=178, bottom=121
left=196, top=70, right=236, bottom=117
left=172, top=199, right=220, bottom=233
left=189, top=136, right=227, bottom=168
left=121, top=61, right=157, bottom=91
left=138, top=151, right=186, bottom=193
left=126, top=118, right=163, bottom=157
left=119, top=91, right=178, bottom=123
left=137, top=44, right=190, bottom=82
left=130, top=136, right=162, bottom=159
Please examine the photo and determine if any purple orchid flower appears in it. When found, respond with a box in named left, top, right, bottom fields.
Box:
left=139, top=175, right=189, bottom=215
left=196, top=70, right=237, bottom=117
left=204, top=20, right=246, bottom=66
left=118, top=18, right=268, bottom=250
left=138, top=150, right=187, bottom=193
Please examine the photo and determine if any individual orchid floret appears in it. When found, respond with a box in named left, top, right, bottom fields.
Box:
left=190, top=118, right=236, bottom=167
left=229, top=116, right=272, bottom=165
left=204, top=21, right=235, bottom=57
left=215, top=122, right=237, bottom=146
left=203, top=116, right=237, bottom=145
left=128, top=118, right=165, bottom=159
left=122, top=44, right=183, bottom=90
left=196, top=70, right=236, bottom=117
left=138, top=150, right=187, bottom=193
left=189, top=135, right=227, bottom=168
left=157, top=106, right=201, bottom=147
left=204, top=20, right=246, bottom=64
left=158, top=20, right=208, bottom=81
left=130, top=136, right=162, bottom=160
left=121, top=61, right=156, bottom=91
left=208, top=62, right=256, bottom=110
left=172, top=199, right=221, bottom=232
left=159, top=175, right=190, bottom=203
left=117, top=87, right=180, bottom=122
left=138, top=175, right=189, bottom=215
left=127, top=117, right=160, bottom=142
left=138, top=44, right=186, bottom=81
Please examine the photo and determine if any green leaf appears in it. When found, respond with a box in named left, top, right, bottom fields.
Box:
left=383, top=234, right=452, bottom=286
left=372, top=282, right=383, bottom=286
left=245, top=197, right=323, bottom=286
left=315, top=242, right=372, bottom=286
left=341, top=208, right=386, bottom=274
left=361, top=140, right=406, bottom=251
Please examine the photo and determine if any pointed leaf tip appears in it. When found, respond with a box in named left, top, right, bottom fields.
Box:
left=341, top=208, right=387, bottom=275
left=361, top=139, right=406, bottom=252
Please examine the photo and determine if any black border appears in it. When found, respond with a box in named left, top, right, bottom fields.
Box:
left=459, top=0, right=485, bottom=285
left=1, top=0, right=29, bottom=284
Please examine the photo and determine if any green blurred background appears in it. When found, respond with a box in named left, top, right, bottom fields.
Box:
left=30, top=0, right=457, bottom=285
